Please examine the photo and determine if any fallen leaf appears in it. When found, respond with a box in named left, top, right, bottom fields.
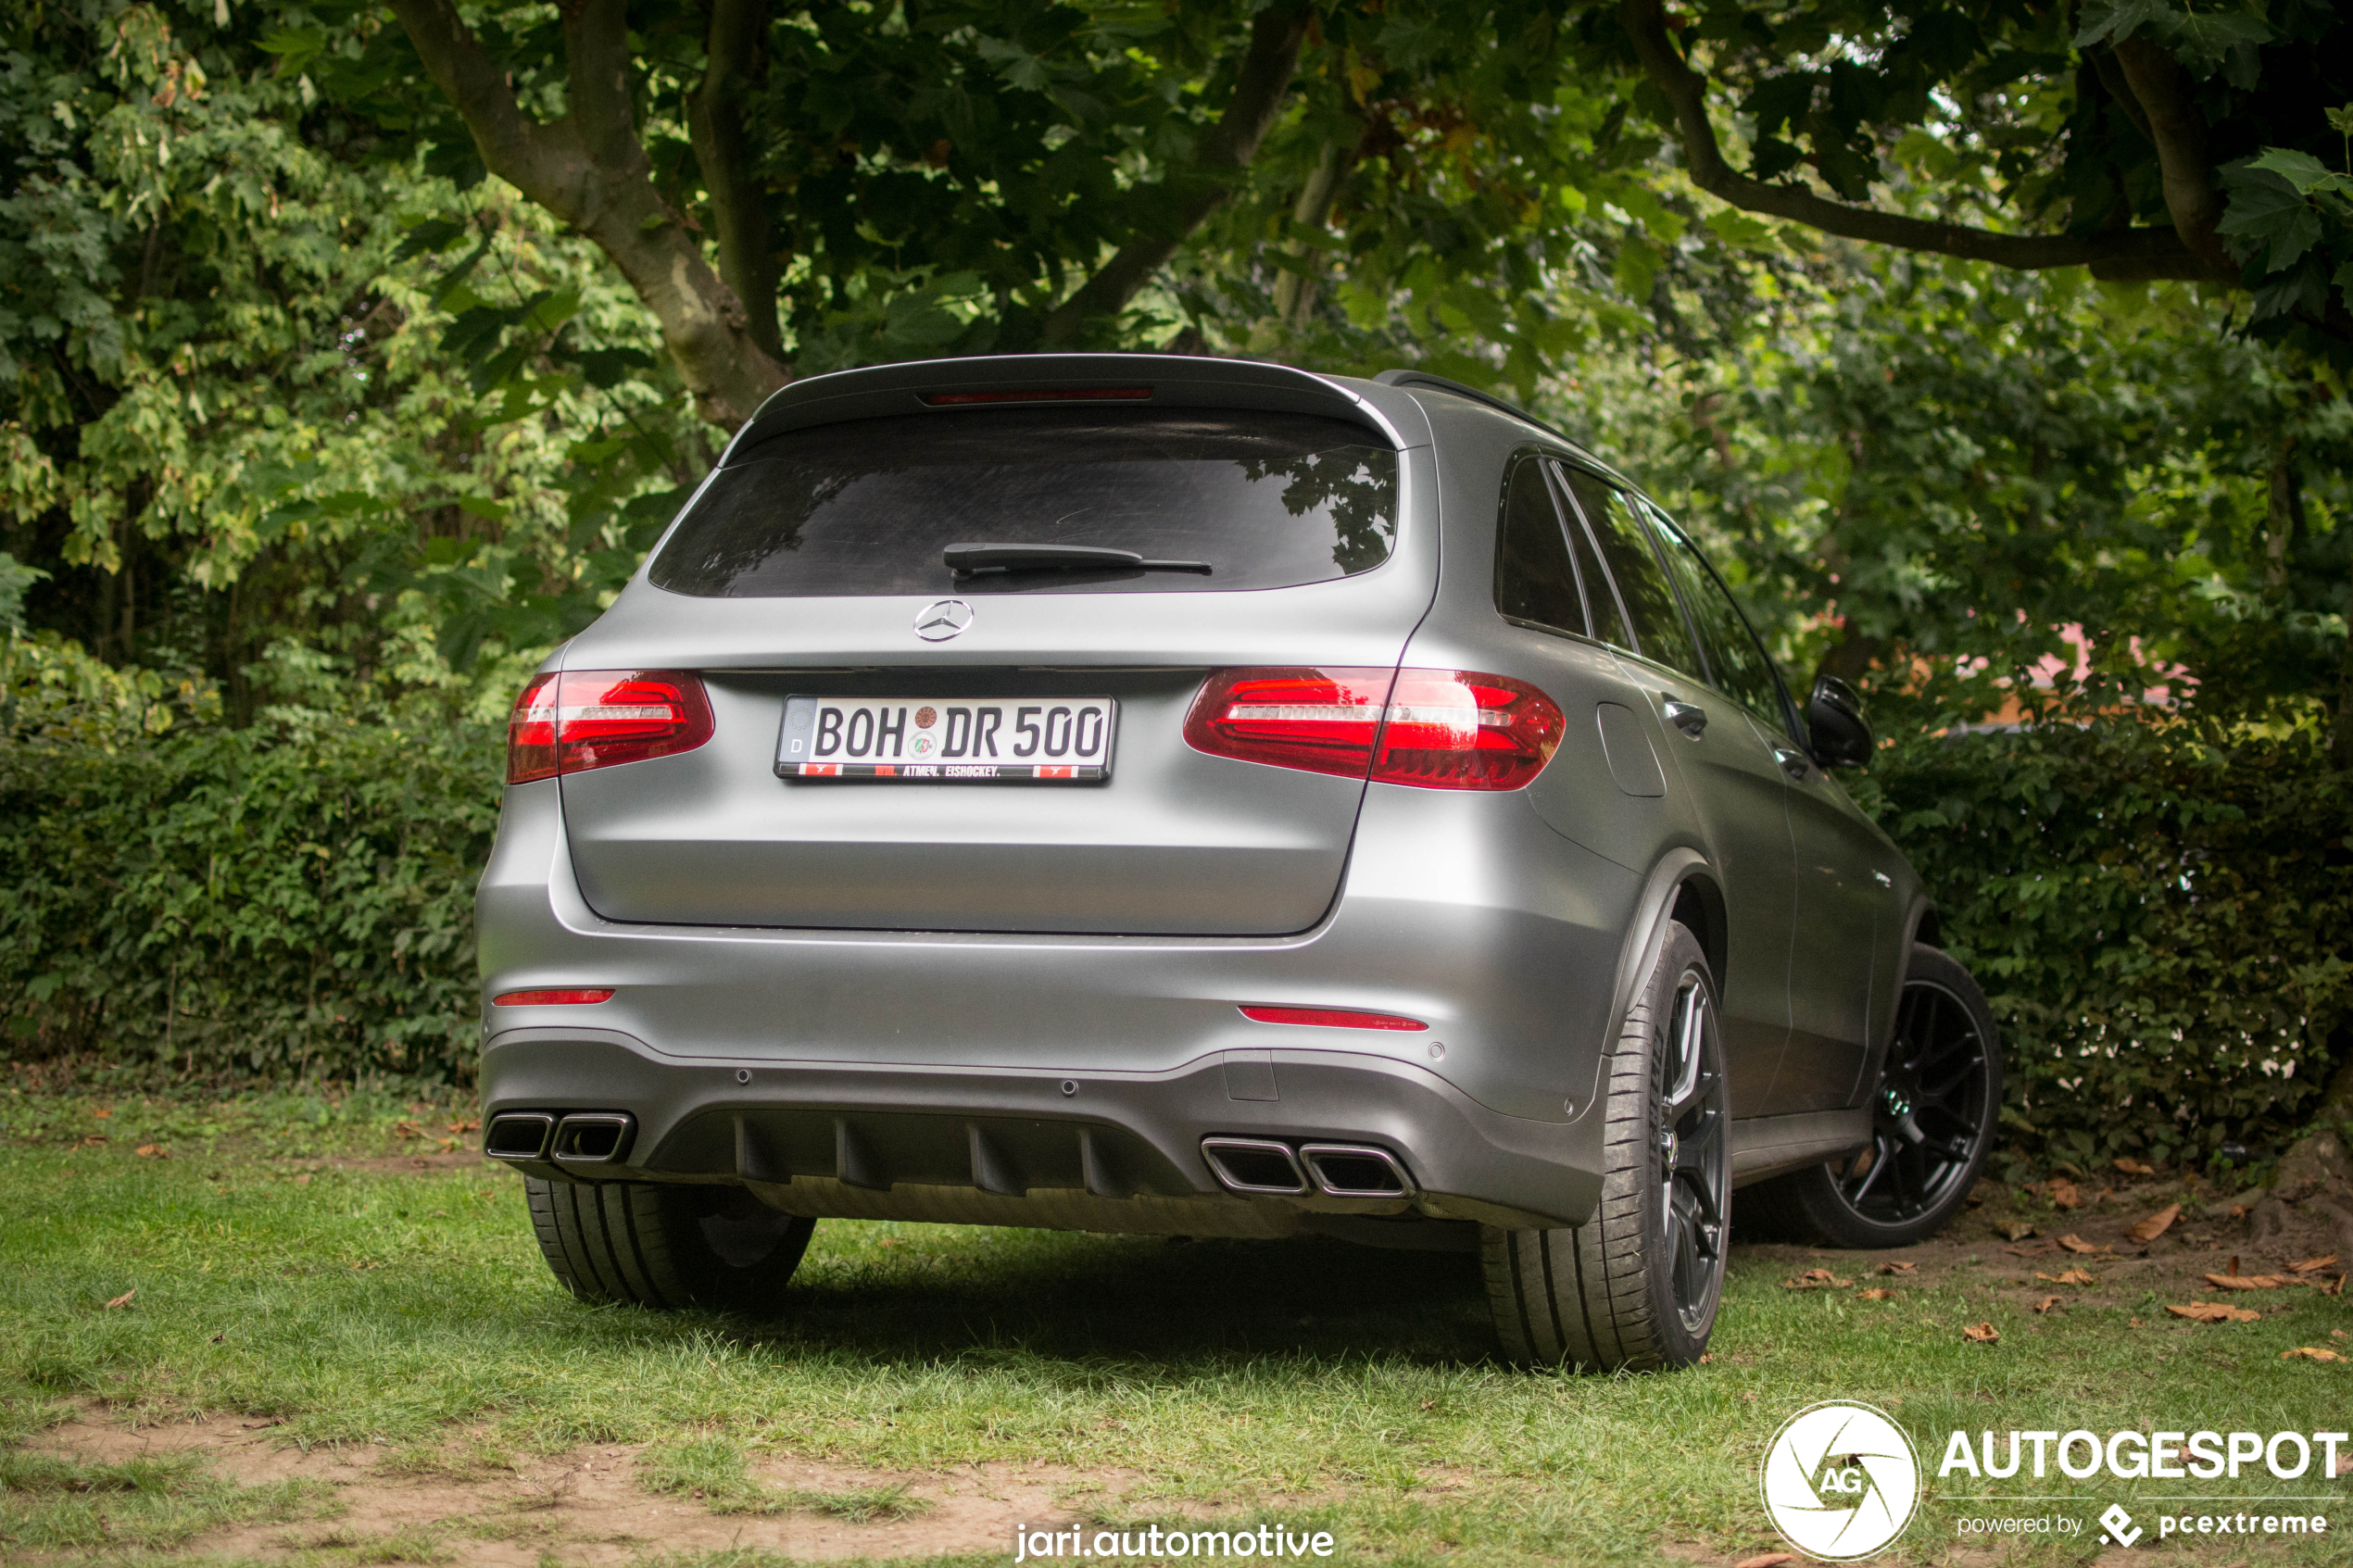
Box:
left=2202, top=1273, right=2292, bottom=1290
left=133, top=1143, right=168, bottom=1159
left=2130, top=1316, right=2143, bottom=1328
left=1878, top=1261, right=1917, bottom=1275
left=2291, top=1255, right=2339, bottom=1275
left=2048, top=1179, right=2082, bottom=1209
left=2033, top=1295, right=2062, bottom=1314
left=2114, top=1157, right=2157, bottom=1176
left=1962, top=1322, right=2000, bottom=1344
left=92, top=1107, right=111, bottom=1119
left=2034, top=1268, right=2098, bottom=1286
left=1732, top=1555, right=1797, bottom=1568
left=2128, top=1203, right=2182, bottom=1243
left=2230, top=1203, right=2251, bottom=1219
left=1858, top=1287, right=1896, bottom=1300
left=447, top=1118, right=481, bottom=1135
left=2322, top=1273, right=2347, bottom=1298
left=1995, top=1220, right=2038, bottom=1241
left=209, top=1333, right=224, bottom=1343
left=104, top=1289, right=135, bottom=1310
left=1781, top=1268, right=1851, bottom=1290
left=2057, top=1234, right=2111, bottom=1254
left=1696, top=1353, right=1712, bottom=1364
left=2283, top=1347, right=2345, bottom=1362
left=2167, top=1301, right=2259, bottom=1323
left=394, top=1120, right=422, bottom=1139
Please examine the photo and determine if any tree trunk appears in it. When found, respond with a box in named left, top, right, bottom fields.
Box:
left=1271, top=119, right=1360, bottom=329
left=688, top=0, right=783, bottom=364
left=387, top=0, right=788, bottom=429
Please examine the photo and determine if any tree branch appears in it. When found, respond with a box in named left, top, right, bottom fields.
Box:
left=387, top=0, right=788, bottom=427
left=1617, top=0, right=2209, bottom=282
left=2108, top=37, right=2235, bottom=279
left=689, top=0, right=782, bottom=361
left=1039, top=3, right=1312, bottom=347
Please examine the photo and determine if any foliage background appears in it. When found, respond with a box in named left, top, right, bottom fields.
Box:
left=3, top=0, right=2349, bottom=1173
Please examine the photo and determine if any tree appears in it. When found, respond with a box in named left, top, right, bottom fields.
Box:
left=1563, top=0, right=2353, bottom=760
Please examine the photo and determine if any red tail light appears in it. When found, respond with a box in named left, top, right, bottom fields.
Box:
left=1239, top=1004, right=1428, bottom=1031
left=506, top=671, right=714, bottom=784
left=1184, top=667, right=1563, bottom=791
left=492, top=988, right=616, bottom=1006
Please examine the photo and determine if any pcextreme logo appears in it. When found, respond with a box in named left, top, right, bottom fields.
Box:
left=1761, top=1401, right=1923, bottom=1561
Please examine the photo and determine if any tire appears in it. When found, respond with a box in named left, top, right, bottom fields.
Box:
left=1742, top=943, right=2002, bottom=1248
left=524, top=1177, right=816, bottom=1311
left=1481, top=921, right=1730, bottom=1372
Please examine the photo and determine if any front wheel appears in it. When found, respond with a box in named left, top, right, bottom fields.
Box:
left=1481, top=921, right=1730, bottom=1371
left=1744, top=943, right=2002, bottom=1248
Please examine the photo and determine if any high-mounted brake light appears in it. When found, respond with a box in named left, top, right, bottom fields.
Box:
left=1239, top=1004, right=1428, bottom=1032
left=506, top=671, right=714, bottom=784
left=1184, top=667, right=1564, bottom=791
left=920, top=387, right=1152, bottom=406
left=491, top=989, right=616, bottom=1006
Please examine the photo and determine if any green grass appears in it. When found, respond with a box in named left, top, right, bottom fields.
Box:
left=3, top=1087, right=2349, bottom=1564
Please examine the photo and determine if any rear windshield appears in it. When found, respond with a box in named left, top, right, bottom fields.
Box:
left=648, top=408, right=1399, bottom=597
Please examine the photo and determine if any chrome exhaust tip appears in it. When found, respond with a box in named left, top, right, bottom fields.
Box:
left=1300, top=1143, right=1415, bottom=1198
left=550, top=1112, right=635, bottom=1164
left=1201, top=1136, right=1309, bottom=1195
left=484, top=1112, right=555, bottom=1160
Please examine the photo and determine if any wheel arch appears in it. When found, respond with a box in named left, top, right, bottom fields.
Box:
left=1606, top=847, right=1719, bottom=1062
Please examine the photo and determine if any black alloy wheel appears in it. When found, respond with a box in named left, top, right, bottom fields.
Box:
left=1741, top=943, right=2002, bottom=1249
left=1658, top=965, right=1729, bottom=1335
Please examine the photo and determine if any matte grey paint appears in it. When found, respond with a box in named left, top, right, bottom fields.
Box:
left=475, top=353, right=1924, bottom=1241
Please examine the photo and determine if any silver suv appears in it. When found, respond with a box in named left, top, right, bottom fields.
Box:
left=477, top=354, right=2000, bottom=1372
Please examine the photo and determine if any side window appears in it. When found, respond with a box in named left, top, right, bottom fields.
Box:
left=1644, top=504, right=1789, bottom=728
left=1546, top=461, right=1629, bottom=649
left=1557, top=466, right=1703, bottom=678
left=1493, top=455, right=1586, bottom=636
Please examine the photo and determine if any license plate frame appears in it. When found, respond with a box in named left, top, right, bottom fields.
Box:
left=774, top=696, right=1118, bottom=782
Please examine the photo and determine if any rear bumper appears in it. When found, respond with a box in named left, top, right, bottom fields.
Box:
left=474, top=776, right=1639, bottom=1236
left=481, top=1026, right=1602, bottom=1235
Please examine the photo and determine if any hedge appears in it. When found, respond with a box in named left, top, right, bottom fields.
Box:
left=0, top=721, right=498, bottom=1082
left=1856, top=724, right=2353, bottom=1169
left=3, top=712, right=2347, bottom=1165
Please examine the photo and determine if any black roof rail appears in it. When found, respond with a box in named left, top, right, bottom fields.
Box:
left=1373, top=369, right=1594, bottom=456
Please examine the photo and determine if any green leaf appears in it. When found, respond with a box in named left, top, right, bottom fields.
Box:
left=2215, top=165, right=2323, bottom=271
left=2246, top=148, right=2353, bottom=200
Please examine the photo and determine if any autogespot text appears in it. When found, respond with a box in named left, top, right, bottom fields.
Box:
left=1013, top=1524, right=1335, bottom=1561
left=1938, top=1427, right=2350, bottom=1480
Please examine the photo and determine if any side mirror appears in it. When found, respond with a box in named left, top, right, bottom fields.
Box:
left=1806, top=675, right=1873, bottom=769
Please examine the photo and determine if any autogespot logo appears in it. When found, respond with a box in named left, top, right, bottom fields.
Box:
left=1762, top=1401, right=1922, bottom=1561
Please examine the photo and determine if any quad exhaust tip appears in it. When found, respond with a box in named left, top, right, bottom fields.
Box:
left=1201, top=1137, right=1416, bottom=1198
left=484, top=1111, right=634, bottom=1164
left=1200, top=1137, right=1309, bottom=1195
left=1299, top=1143, right=1414, bottom=1198
left=484, top=1112, right=554, bottom=1160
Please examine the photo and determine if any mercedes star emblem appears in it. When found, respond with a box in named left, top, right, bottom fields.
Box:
left=913, top=598, right=975, bottom=641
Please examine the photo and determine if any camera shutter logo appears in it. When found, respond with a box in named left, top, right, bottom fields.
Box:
left=1760, top=1401, right=1921, bottom=1561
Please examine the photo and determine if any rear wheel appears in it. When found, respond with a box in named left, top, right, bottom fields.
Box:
left=524, top=1178, right=816, bottom=1311
left=1743, top=943, right=2001, bottom=1248
left=1481, top=922, right=1729, bottom=1371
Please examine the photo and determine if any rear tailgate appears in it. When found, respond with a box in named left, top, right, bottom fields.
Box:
left=555, top=372, right=1436, bottom=935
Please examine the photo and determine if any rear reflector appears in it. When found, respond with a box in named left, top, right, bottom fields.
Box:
left=920, top=387, right=1151, bottom=406
left=1239, top=1004, right=1428, bottom=1031
left=492, top=989, right=616, bottom=1007
left=1185, top=667, right=1564, bottom=790
left=507, top=671, right=714, bottom=784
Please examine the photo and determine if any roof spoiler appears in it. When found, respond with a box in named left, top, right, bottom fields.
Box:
left=733, top=353, right=1407, bottom=450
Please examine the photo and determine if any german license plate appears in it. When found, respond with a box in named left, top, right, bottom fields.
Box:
left=775, top=696, right=1116, bottom=781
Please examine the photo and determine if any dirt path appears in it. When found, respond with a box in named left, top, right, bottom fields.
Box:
left=31, top=1411, right=1154, bottom=1563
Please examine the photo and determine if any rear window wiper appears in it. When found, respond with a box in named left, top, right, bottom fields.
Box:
left=944, top=542, right=1212, bottom=579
